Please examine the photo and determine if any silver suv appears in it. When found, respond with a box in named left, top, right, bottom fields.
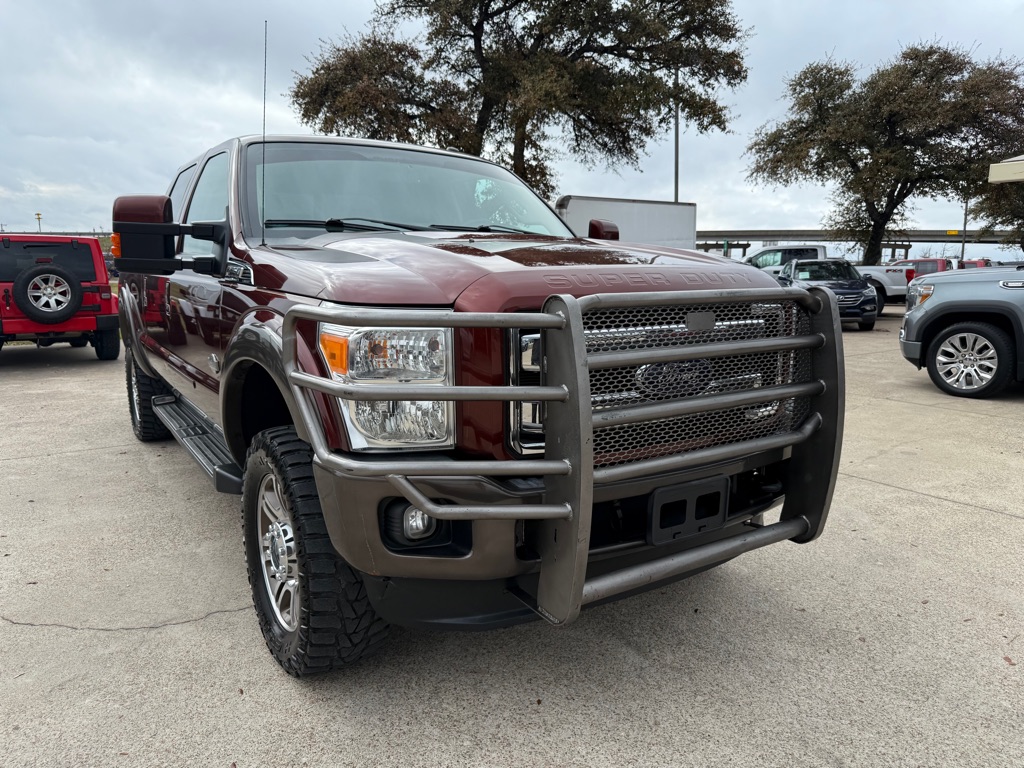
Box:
left=900, top=266, right=1024, bottom=397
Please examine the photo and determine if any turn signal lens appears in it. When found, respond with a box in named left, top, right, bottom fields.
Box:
left=110, top=232, right=121, bottom=258
left=319, top=331, right=348, bottom=376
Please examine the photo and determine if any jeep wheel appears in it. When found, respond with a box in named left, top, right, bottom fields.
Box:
left=13, top=264, right=83, bottom=324
left=94, top=329, right=120, bottom=360
left=926, top=322, right=1014, bottom=398
left=126, top=347, right=171, bottom=441
left=242, top=427, right=388, bottom=677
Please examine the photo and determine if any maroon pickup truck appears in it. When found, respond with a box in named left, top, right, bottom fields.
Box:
left=113, top=136, right=844, bottom=676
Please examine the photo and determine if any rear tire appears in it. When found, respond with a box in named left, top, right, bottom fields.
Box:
left=94, top=329, right=120, bottom=360
left=126, top=346, right=171, bottom=441
left=926, top=322, right=1014, bottom=398
left=242, top=427, right=389, bottom=677
left=70, top=338, right=88, bottom=348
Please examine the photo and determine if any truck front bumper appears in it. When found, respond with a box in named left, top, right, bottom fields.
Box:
left=285, top=287, right=845, bottom=627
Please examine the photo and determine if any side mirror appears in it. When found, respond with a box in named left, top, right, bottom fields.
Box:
left=112, top=195, right=229, bottom=277
left=588, top=219, right=619, bottom=240
left=777, top=275, right=792, bottom=285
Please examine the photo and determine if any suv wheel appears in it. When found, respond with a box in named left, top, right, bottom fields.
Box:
left=926, top=322, right=1015, bottom=398
left=125, top=347, right=171, bottom=441
left=242, top=427, right=389, bottom=677
left=13, top=264, right=83, bottom=324
left=94, top=329, right=120, bottom=360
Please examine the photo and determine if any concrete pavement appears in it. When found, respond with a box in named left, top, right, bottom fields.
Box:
left=0, top=308, right=1021, bottom=767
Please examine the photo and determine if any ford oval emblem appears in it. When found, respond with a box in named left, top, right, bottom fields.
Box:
left=635, top=360, right=712, bottom=397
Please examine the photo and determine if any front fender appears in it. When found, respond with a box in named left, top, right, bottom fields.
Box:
left=117, top=282, right=160, bottom=379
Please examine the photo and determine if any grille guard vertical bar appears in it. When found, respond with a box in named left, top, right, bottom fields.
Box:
left=531, top=294, right=594, bottom=625
left=780, top=286, right=845, bottom=542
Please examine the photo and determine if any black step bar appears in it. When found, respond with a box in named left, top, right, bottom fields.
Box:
left=151, top=395, right=243, bottom=494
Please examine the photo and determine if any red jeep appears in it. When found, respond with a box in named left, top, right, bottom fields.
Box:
left=0, top=234, right=120, bottom=359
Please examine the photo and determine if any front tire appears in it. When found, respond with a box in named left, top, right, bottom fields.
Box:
left=858, top=319, right=875, bottom=331
left=926, top=322, right=1015, bottom=398
left=242, top=427, right=389, bottom=677
left=126, top=346, right=171, bottom=441
left=872, top=285, right=886, bottom=317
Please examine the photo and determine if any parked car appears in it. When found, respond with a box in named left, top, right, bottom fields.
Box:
left=776, top=259, right=878, bottom=330
left=743, top=244, right=914, bottom=314
left=889, top=257, right=992, bottom=274
left=900, top=265, right=1024, bottom=397
left=0, top=234, right=120, bottom=359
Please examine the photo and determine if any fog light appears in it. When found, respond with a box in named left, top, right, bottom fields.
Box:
left=403, top=507, right=437, bottom=540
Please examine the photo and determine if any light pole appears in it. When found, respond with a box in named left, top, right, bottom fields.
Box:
left=673, top=69, right=679, bottom=203
left=35, top=212, right=42, bottom=232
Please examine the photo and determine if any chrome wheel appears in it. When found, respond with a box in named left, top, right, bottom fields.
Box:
left=27, top=273, right=73, bottom=314
left=257, top=473, right=300, bottom=632
left=934, top=332, right=999, bottom=391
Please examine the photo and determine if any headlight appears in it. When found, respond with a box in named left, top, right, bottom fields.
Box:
left=861, top=287, right=878, bottom=298
left=907, top=282, right=934, bottom=308
left=318, top=324, right=454, bottom=450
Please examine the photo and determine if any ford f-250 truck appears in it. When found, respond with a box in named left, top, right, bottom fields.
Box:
left=743, top=244, right=915, bottom=313
left=112, top=136, right=844, bottom=676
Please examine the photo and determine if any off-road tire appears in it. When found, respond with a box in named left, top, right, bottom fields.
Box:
left=926, top=322, right=1015, bottom=399
left=13, top=264, right=83, bottom=324
left=125, top=346, right=171, bottom=441
left=94, top=329, right=120, bottom=360
left=242, top=427, right=389, bottom=677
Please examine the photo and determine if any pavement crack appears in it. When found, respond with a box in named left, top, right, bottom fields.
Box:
left=839, top=471, right=1024, bottom=522
left=0, top=606, right=250, bottom=633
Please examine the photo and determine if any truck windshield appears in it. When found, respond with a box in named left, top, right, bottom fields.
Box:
left=242, top=142, right=573, bottom=240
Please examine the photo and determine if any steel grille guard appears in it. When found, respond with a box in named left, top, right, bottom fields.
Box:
left=282, top=286, right=845, bottom=625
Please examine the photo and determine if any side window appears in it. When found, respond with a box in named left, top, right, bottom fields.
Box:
left=182, top=152, right=229, bottom=256
left=167, top=164, right=197, bottom=223
left=753, top=250, right=781, bottom=268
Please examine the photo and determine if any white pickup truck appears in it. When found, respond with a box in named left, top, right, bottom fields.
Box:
left=743, top=244, right=916, bottom=312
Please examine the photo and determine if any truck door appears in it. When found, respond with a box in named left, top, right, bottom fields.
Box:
left=147, top=151, right=228, bottom=422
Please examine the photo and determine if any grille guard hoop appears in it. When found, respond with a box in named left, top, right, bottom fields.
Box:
left=282, top=285, right=845, bottom=624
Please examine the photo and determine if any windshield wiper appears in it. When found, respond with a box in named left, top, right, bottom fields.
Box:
left=263, top=218, right=429, bottom=232
left=430, top=223, right=534, bottom=234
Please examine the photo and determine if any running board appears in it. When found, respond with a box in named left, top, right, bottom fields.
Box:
left=151, top=395, right=243, bottom=494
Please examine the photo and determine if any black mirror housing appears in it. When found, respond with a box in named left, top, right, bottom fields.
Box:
left=112, top=195, right=229, bottom=277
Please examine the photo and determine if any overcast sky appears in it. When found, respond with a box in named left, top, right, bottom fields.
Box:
left=2, top=0, right=1021, bottom=248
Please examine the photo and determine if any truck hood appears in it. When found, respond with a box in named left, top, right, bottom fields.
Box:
left=913, top=265, right=1024, bottom=285
left=256, top=231, right=778, bottom=309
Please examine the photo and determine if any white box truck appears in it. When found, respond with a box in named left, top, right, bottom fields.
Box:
left=555, top=195, right=697, bottom=250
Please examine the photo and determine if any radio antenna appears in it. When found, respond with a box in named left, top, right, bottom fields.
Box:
left=261, top=19, right=268, bottom=247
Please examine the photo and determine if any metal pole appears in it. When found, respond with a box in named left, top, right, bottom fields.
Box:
left=960, top=196, right=969, bottom=264
left=673, top=69, right=679, bottom=203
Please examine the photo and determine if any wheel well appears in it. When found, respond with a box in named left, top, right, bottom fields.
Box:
left=920, top=312, right=1018, bottom=360
left=228, top=363, right=294, bottom=464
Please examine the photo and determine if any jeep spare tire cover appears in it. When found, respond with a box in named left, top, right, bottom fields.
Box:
left=12, top=264, right=84, bottom=324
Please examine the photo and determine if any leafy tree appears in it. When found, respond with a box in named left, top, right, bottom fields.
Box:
left=973, top=172, right=1024, bottom=252
left=746, top=44, right=1024, bottom=265
left=291, top=0, right=749, bottom=196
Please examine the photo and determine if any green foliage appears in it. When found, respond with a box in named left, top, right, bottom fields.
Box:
left=747, top=44, right=1024, bottom=265
left=291, top=0, right=749, bottom=196
left=973, top=179, right=1024, bottom=252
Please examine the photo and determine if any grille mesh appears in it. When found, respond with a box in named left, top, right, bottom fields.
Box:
left=581, top=300, right=815, bottom=468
